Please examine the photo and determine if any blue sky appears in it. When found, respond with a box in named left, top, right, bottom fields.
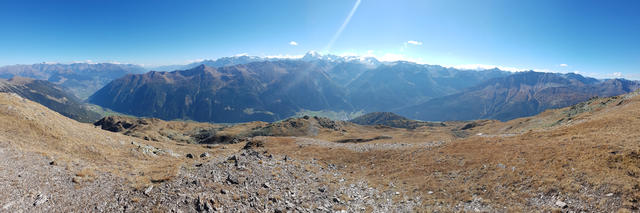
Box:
left=0, top=0, right=639, bottom=79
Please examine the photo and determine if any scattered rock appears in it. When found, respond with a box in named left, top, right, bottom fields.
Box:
left=606, top=193, right=614, bottom=197
left=555, top=200, right=568, bottom=208
left=318, top=187, right=326, bottom=193
left=143, top=186, right=153, bottom=196
left=200, top=152, right=210, bottom=158
left=242, top=139, right=264, bottom=149
left=333, top=197, right=341, bottom=203
left=2, top=201, right=15, bottom=210
left=195, top=196, right=211, bottom=212
left=226, top=174, right=239, bottom=185
left=227, top=155, right=237, bottom=163
left=0, top=134, right=420, bottom=212
left=33, top=194, right=47, bottom=206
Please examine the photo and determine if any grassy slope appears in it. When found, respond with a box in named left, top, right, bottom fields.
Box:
left=0, top=92, right=242, bottom=186
left=2, top=90, right=640, bottom=211
left=259, top=92, right=640, bottom=211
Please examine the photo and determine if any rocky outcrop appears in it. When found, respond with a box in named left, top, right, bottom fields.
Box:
left=94, top=115, right=349, bottom=144
left=350, top=112, right=445, bottom=129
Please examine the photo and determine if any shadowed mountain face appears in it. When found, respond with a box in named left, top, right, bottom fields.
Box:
left=152, top=53, right=511, bottom=113
left=87, top=53, right=639, bottom=123
left=89, top=62, right=352, bottom=123
left=350, top=112, right=409, bottom=125
left=345, top=62, right=509, bottom=111
left=0, top=77, right=101, bottom=122
left=6, top=76, right=640, bottom=212
left=398, top=71, right=640, bottom=121
left=151, top=55, right=269, bottom=71
left=349, top=112, right=448, bottom=129
left=89, top=57, right=513, bottom=123
left=0, top=63, right=146, bottom=99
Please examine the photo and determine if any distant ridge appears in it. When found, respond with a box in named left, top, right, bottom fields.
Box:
left=399, top=71, right=640, bottom=121
left=0, top=77, right=101, bottom=122
left=89, top=62, right=353, bottom=123
left=89, top=54, right=511, bottom=123
left=0, top=63, right=146, bottom=99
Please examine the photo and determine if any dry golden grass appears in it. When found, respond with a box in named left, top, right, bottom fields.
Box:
left=256, top=93, right=640, bottom=210
left=3, top=90, right=639, bottom=210
left=0, top=93, right=244, bottom=186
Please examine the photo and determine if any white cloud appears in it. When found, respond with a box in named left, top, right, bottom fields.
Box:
left=406, top=40, right=423, bottom=46
left=289, top=41, right=298, bottom=46
left=335, top=50, right=422, bottom=63
left=572, top=71, right=636, bottom=80
left=185, top=59, right=205, bottom=64
left=71, top=60, right=97, bottom=64
left=233, top=53, right=249, bottom=57
left=264, top=54, right=304, bottom=59
left=450, top=64, right=569, bottom=73
left=452, top=64, right=526, bottom=72
left=559, top=64, right=568, bottom=67
left=613, top=72, right=622, bottom=78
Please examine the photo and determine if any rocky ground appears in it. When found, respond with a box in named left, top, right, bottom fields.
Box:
left=0, top=138, right=420, bottom=212
left=0, top=143, right=132, bottom=212
left=2, top=91, right=640, bottom=212
left=141, top=140, right=420, bottom=212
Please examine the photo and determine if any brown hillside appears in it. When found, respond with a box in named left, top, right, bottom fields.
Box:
left=1, top=91, right=639, bottom=211
left=256, top=91, right=640, bottom=211
left=0, top=92, right=238, bottom=185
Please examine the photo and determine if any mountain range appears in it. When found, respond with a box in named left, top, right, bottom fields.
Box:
left=0, top=77, right=101, bottom=122
left=2, top=52, right=638, bottom=123
left=3, top=80, right=640, bottom=211
left=89, top=53, right=513, bottom=123
left=89, top=61, right=352, bottom=122
left=0, top=63, right=146, bottom=99
left=398, top=71, right=640, bottom=121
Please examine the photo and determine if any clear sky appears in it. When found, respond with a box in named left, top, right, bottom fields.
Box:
left=1, top=0, right=639, bottom=79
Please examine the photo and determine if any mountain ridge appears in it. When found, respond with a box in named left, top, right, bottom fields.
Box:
left=89, top=58, right=515, bottom=122
left=0, top=62, right=146, bottom=99
left=89, top=61, right=354, bottom=123
left=399, top=71, right=640, bottom=121
left=0, top=77, right=102, bottom=122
